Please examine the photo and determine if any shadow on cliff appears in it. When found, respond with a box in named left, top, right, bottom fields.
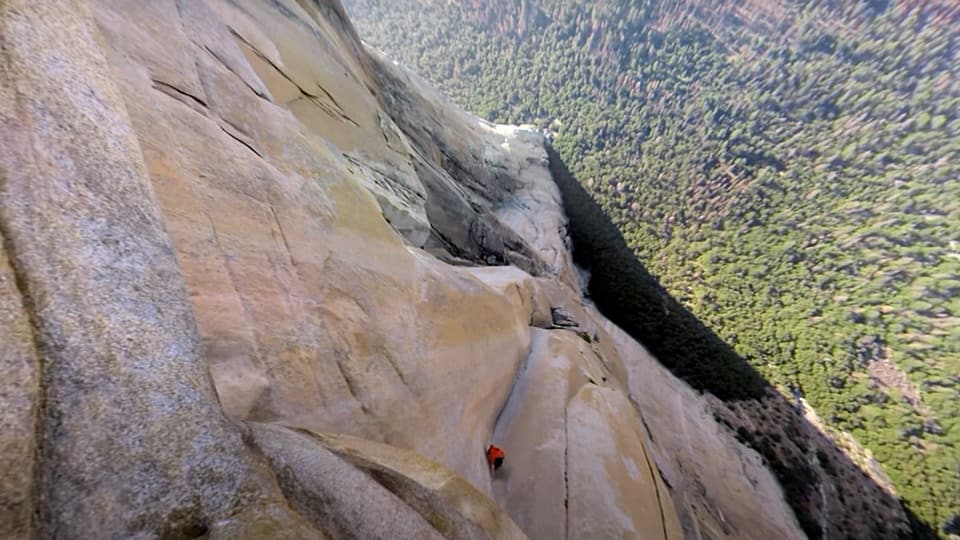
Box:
left=546, top=145, right=939, bottom=540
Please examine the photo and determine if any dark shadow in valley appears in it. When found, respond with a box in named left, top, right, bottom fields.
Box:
left=547, top=145, right=939, bottom=540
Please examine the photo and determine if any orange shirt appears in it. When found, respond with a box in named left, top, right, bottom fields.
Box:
left=487, top=445, right=505, bottom=470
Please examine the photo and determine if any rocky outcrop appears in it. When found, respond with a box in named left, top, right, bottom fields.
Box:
left=0, top=0, right=812, bottom=538
left=369, top=53, right=578, bottom=286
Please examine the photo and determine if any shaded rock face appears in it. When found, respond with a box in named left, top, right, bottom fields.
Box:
left=1, top=0, right=809, bottom=539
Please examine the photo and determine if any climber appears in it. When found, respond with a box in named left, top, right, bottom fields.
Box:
left=486, top=444, right=505, bottom=473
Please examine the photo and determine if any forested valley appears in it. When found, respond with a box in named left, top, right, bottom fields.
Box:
left=345, top=0, right=959, bottom=534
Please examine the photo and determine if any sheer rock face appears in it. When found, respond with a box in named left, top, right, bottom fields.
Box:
left=0, top=0, right=803, bottom=539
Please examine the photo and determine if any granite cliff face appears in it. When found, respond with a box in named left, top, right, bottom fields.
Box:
left=1, top=1, right=813, bottom=539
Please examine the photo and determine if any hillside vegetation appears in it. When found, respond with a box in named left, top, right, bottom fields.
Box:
left=345, top=0, right=960, bottom=534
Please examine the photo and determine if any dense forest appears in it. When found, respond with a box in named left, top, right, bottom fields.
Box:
left=345, top=0, right=959, bottom=535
